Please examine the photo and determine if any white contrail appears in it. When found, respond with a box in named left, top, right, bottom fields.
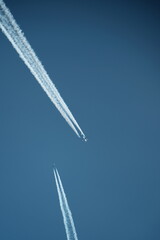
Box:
left=53, top=168, right=78, bottom=240
left=0, top=0, right=86, bottom=140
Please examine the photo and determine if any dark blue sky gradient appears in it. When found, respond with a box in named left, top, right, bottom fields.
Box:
left=0, top=0, right=160, bottom=239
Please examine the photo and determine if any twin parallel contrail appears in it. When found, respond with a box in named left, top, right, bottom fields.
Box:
left=54, top=168, right=78, bottom=240
left=0, top=0, right=86, bottom=140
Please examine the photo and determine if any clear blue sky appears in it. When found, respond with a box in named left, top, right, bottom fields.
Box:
left=0, top=0, right=160, bottom=239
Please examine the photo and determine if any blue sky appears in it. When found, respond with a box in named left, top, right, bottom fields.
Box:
left=0, top=0, right=160, bottom=239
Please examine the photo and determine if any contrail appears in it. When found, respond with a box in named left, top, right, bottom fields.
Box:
left=53, top=168, right=78, bottom=240
left=0, top=0, right=86, bottom=140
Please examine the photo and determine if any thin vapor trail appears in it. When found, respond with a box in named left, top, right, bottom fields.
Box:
left=54, top=168, right=78, bottom=240
left=0, top=0, right=86, bottom=140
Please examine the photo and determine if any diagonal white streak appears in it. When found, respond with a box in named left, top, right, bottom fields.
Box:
left=54, top=168, right=78, bottom=240
left=0, top=0, right=86, bottom=140
left=54, top=170, right=72, bottom=240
